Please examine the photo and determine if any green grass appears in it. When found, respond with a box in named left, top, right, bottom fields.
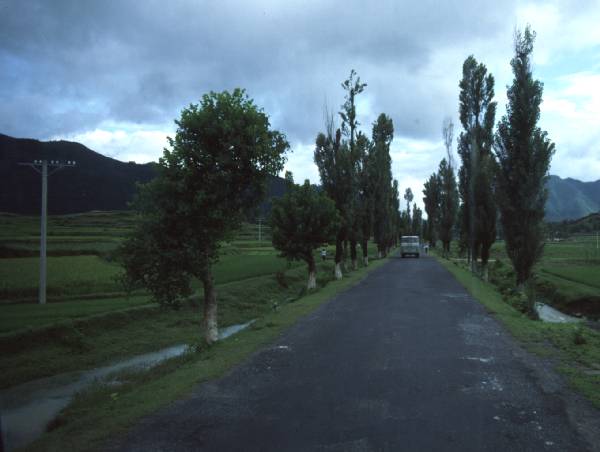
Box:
left=442, top=239, right=600, bottom=315
left=24, top=254, right=391, bottom=452
left=435, top=255, right=600, bottom=409
left=0, top=255, right=123, bottom=300
left=0, top=295, right=152, bottom=334
left=539, top=262, right=600, bottom=290
left=0, top=257, right=340, bottom=389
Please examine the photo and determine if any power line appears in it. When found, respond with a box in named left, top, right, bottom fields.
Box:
left=18, top=159, right=76, bottom=304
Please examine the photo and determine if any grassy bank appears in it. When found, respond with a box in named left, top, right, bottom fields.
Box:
left=434, top=255, right=600, bottom=408
left=24, top=254, right=391, bottom=452
left=0, top=259, right=320, bottom=389
left=440, top=238, right=600, bottom=319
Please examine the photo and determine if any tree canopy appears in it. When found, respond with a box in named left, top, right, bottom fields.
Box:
left=120, top=89, right=288, bottom=343
left=271, top=177, right=339, bottom=289
left=495, top=27, right=555, bottom=298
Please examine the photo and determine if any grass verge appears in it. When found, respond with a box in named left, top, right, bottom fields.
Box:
left=23, top=256, right=390, bottom=452
left=434, top=255, right=600, bottom=409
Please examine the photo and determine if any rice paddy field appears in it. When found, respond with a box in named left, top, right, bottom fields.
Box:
left=0, top=210, right=380, bottom=389
left=450, top=234, right=600, bottom=318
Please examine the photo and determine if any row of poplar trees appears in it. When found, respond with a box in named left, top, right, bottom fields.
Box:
left=120, top=72, right=404, bottom=344
left=423, top=27, right=555, bottom=316
left=272, top=70, right=402, bottom=290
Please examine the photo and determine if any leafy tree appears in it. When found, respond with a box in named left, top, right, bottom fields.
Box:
left=437, top=158, right=458, bottom=255
left=370, top=113, right=394, bottom=257
left=442, top=118, right=456, bottom=169
left=404, top=187, right=414, bottom=230
left=412, top=203, right=423, bottom=238
left=340, top=69, right=367, bottom=149
left=391, top=179, right=401, bottom=247
left=120, top=89, right=288, bottom=344
left=271, top=177, right=340, bottom=289
left=495, top=27, right=555, bottom=311
left=354, top=132, right=374, bottom=266
left=457, top=55, right=497, bottom=276
left=422, top=173, right=441, bottom=246
left=314, top=121, right=354, bottom=279
left=340, top=70, right=367, bottom=270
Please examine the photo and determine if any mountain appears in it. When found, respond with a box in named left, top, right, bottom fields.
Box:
left=0, top=134, right=158, bottom=215
left=545, top=175, right=600, bottom=222
left=0, top=134, right=287, bottom=217
left=2, top=134, right=597, bottom=221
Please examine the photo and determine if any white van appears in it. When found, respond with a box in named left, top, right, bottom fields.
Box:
left=400, top=235, right=420, bottom=258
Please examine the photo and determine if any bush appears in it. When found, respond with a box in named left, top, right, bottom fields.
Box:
left=504, top=291, right=529, bottom=314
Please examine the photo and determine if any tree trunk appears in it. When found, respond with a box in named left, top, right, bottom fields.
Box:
left=335, top=233, right=344, bottom=279
left=201, top=266, right=218, bottom=344
left=307, top=257, right=317, bottom=289
left=361, top=238, right=369, bottom=266
left=350, top=239, right=358, bottom=270
left=334, top=262, right=343, bottom=280
left=343, top=240, right=349, bottom=263
left=481, top=262, right=488, bottom=282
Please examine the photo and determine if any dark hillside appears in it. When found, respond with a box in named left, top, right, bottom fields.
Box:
left=0, top=134, right=158, bottom=215
left=0, top=134, right=287, bottom=216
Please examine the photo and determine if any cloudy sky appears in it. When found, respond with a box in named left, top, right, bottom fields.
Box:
left=2, top=0, right=599, bottom=210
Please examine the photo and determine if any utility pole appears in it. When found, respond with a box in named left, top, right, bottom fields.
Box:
left=258, top=217, right=262, bottom=242
left=18, top=159, right=76, bottom=304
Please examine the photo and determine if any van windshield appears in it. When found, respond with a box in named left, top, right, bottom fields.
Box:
left=401, top=237, right=419, bottom=244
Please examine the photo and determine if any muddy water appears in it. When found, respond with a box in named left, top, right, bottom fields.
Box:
left=0, top=319, right=256, bottom=451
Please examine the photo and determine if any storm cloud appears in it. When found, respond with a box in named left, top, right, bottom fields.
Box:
left=1, top=0, right=599, bottom=200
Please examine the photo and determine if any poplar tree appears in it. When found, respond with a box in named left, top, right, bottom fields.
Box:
left=404, top=188, right=414, bottom=232
left=314, top=121, right=353, bottom=279
left=437, top=158, right=458, bottom=255
left=457, top=55, right=497, bottom=277
left=370, top=113, right=394, bottom=257
left=412, top=203, right=423, bottom=238
left=340, top=70, right=367, bottom=270
left=423, top=173, right=441, bottom=247
left=355, top=132, right=374, bottom=265
left=495, top=27, right=555, bottom=312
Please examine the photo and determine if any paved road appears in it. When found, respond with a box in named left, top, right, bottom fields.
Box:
left=108, top=255, right=599, bottom=451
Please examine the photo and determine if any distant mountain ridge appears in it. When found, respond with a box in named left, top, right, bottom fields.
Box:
left=545, top=175, right=600, bottom=222
left=1, top=134, right=598, bottom=221
left=0, top=134, right=286, bottom=217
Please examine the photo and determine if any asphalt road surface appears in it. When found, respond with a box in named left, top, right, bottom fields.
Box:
left=108, top=254, right=599, bottom=452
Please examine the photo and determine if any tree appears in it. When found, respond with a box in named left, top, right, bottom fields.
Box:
left=412, top=203, right=423, bottom=238
left=314, top=119, right=354, bottom=279
left=120, top=89, right=288, bottom=344
left=457, top=55, right=497, bottom=276
left=442, top=117, right=456, bottom=169
left=370, top=113, right=394, bottom=257
left=340, top=69, right=367, bottom=149
left=340, top=70, right=367, bottom=270
left=495, top=27, right=555, bottom=313
left=422, top=172, right=441, bottom=247
left=404, top=188, right=414, bottom=231
left=271, top=177, right=340, bottom=289
left=437, top=158, right=458, bottom=255
left=354, top=132, right=374, bottom=266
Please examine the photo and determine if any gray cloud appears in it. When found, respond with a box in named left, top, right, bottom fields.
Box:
left=0, top=0, right=516, bottom=142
